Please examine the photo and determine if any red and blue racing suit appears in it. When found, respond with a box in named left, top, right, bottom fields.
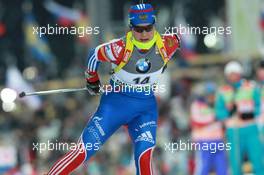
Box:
left=47, top=33, right=180, bottom=175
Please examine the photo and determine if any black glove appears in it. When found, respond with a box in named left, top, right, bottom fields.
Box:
left=85, top=70, right=101, bottom=95
left=240, top=112, right=254, bottom=120
left=86, top=80, right=101, bottom=95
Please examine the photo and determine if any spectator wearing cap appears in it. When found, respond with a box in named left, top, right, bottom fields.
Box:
left=215, top=61, right=264, bottom=175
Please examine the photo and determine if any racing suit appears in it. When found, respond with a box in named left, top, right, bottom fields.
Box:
left=47, top=31, right=180, bottom=175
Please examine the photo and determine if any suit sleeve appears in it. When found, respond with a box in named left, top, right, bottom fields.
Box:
left=253, top=86, right=261, bottom=117
left=163, top=34, right=181, bottom=59
left=215, top=91, right=230, bottom=121
left=85, top=39, right=125, bottom=82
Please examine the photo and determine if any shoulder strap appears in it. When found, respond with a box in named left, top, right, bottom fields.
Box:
left=113, top=32, right=134, bottom=73
left=113, top=31, right=168, bottom=73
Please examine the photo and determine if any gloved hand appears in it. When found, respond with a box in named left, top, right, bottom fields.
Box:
left=229, top=104, right=237, bottom=116
left=240, top=112, right=254, bottom=120
left=85, top=71, right=101, bottom=95
left=86, top=80, right=101, bottom=95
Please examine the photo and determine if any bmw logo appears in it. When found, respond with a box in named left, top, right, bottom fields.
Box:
left=136, top=58, right=151, bottom=73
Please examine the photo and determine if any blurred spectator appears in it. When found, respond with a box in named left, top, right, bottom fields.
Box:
left=190, top=82, right=227, bottom=175
left=215, top=61, right=264, bottom=175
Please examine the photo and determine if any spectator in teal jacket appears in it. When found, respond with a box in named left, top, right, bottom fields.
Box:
left=215, top=61, right=264, bottom=175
